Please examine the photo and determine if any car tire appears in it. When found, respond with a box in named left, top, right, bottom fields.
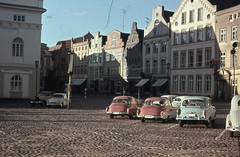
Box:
left=31, top=104, right=35, bottom=107
left=141, top=118, right=145, bottom=123
left=229, top=131, right=234, bottom=137
left=179, top=120, right=183, bottom=127
left=129, top=115, right=133, bottom=119
left=110, top=114, right=114, bottom=119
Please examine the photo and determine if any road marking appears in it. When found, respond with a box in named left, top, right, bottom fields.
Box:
left=215, top=130, right=226, bottom=140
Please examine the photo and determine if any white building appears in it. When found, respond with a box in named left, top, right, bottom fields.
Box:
left=0, top=0, right=46, bottom=98
left=169, top=0, right=216, bottom=98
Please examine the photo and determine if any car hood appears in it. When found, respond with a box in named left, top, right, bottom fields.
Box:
left=139, top=105, right=163, bottom=116
left=108, top=103, right=128, bottom=112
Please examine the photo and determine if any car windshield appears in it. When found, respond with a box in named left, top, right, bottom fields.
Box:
left=144, top=100, right=165, bottom=106
left=52, top=95, right=63, bottom=98
left=182, top=99, right=205, bottom=107
left=112, top=99, right=129, bottom=104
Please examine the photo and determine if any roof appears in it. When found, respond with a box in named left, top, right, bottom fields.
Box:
left=208, top=0, right=240, bottom=11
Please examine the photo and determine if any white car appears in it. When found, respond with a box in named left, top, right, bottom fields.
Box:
left=172, top=96, right=188, bottom=108
left=176, top=96, right=216, bottom=128
left=47, top=93, right=68, bottom=108
left=226, top=95, right=240, bottom=137
left=161, top=95, right=178, bottom=103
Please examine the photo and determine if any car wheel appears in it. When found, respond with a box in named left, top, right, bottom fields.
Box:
left=229, top=131, right=234, bottom=137
left=179, top=120, right=183, bottom=127
left=31, top=104, right=35, bottom=107
left=163, top=116, right=169, bottom=123
left=141, top=118, right=145, bottom=123
left=129, top=115, right=133, bottom=119
left=110, top=114, right=114, bottom=119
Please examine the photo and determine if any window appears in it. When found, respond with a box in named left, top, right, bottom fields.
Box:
left=197, top=27, right=203, bottom=41
left=154, top=43, right=158, bottom=53
left=106, top=53, right=110, bottom=61
left=173, top=76, right=178, bottom=91
left=12, top=38, right=23, bottom=57
left=205, top=49, right=211, bottom=66
left=220, top=28, right=226, bottom=42
left=196, top=75, right=202, bottom=92
left=146, top=60, right=150, bottom=73
left=188, top=76, right=194, bottom=92
left=111, top=36, right=116, bottom=46
left=181, top=31, right=187, bottom=44
left=161, top=59, right=166, bottom=73
left=189, top=29, right=194, bottom=43
left=161, top=41, right=166, bottom=52
left=173, top=52, right=178, bottom=68
left=146, top=44, right=150, bottom=53
left=174, top=32, right=179, bottom=44
left=205, top=75, right=211, bottom=92
left=188, top=51, right=194, bottom=67
left=180, top=76, right=186, bottom=91
left=11, top=75, right=22, bottom=91
left=206, top=26, right=212, bottom=40
left=198, top=8, right=203, bottom=21
left=182, top=12, right=186, bottom=24
left=13, top=15, right=25, bottom=22
left=232, top=26, right=238, bottom=40
left=180, top=51, right=186, bottom=67
left=153, top=60, right=158, bottom=73
left=196, top=50, right=202, bottom=67
left=189, top=10, right=194, bottom=23
left=46, top=58, right=50, bottom=67
left=154, top=20, right=159, bottom=35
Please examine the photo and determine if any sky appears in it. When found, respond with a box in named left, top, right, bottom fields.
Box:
left=41, top=0, right=182, bottom=47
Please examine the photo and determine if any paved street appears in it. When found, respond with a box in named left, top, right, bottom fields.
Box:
left=0, top=94, right=239, bottom=157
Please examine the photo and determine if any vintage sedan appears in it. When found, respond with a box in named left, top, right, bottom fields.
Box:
left=161, top=95, right=178, bottom=102
left=176, top=96, right=216, bottom=128
left=105, top=96, right=138, bottom=119
left=30, top=91, right=54, bottom=107
left=226, top=95, right=240, bottom=137
left=47, top=93, right=68, bottom=108
left=172, top=96, right=188, bottom=108
left=137, top=97, right=177, bottom=123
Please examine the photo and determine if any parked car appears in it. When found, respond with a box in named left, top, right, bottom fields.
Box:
left=137, top=97, right=177, bottom=123
left=176, top=96, right=216, bottom=128
left=161, top=95, right=178, bottom=102
left=30, top=91, right=54, bottom=107
left=105, top=96, right=138, bottom=119
left=226, top=95, right=240, bottom=137
left=47, top=93, right=68, bottom=108
left=172, top=96, right=188, bottom=108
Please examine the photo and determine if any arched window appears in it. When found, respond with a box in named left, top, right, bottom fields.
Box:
left=161, top=59, right=167, bottom=73
left=12, top=38, right=23, bottom=57
left=11, top=75, right=22, bottom=91
left=153, top=60, right=158, bottom=73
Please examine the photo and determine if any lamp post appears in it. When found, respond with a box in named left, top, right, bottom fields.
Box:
left=35, top=60, right=39, bottom=97
left=67, top=51, right=74, bottom=110
left=231, top=42, right=238, bottom=96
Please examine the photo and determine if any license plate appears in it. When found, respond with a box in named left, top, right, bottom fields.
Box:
left=187, top=114, right=196, bottom=117
left=145, top=115, right=154, bottom=118
left=113, top=112, right=120, bottom=114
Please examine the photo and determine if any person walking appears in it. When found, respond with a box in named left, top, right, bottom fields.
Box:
left=218, top=88, right=222, bottom=101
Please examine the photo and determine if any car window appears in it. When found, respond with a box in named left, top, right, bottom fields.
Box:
left=182, top=99, right=204, bottom=107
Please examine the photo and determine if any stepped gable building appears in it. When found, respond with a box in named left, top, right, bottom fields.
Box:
left=169, top=0, right=240, bottom=100
left=88, top=32, right=107, bottom=94
left=141, top=5, right=173, bottom=97
left=123, top=22, right=144, bottom=95
left=0, top=0, right=46, bottom=98
left=103, top=30, right=129, bottom=95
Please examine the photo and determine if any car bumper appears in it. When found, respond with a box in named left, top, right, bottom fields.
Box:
left=226, top=126, right=240, bottom=132
left=138, top=115, right=162, bottom=119
left=176, top=117, right=206, bottom=121
left=106, top=111, right=128, bottom=115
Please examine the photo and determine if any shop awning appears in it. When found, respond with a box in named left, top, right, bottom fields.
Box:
left=135, top=79, right=149, bottom=87
left=152, top=79, right=168, bottom=87
left=71, top=78, right=86, bottom=85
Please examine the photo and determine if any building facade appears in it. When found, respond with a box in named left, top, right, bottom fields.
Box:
left=142, top=6, right=173, bottom=97
left=0, top=0, right=46, bottom=98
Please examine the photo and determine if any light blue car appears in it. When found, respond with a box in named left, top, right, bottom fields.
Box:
left=176, top=96, right=216, bottom=128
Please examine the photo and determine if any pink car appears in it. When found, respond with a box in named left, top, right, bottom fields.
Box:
left=106, top=96, right=138, bottom=119
left=137, top=97, right=177, bottom=123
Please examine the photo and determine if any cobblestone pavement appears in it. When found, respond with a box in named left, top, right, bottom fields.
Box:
left=0, top=94, right=239, bottom=157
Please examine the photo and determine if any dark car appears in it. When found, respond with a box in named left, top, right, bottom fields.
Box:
left=30, top=91, right=54, bottom=107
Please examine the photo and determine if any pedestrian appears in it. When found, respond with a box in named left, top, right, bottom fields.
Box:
left=218, top=88, right=222, bottom=101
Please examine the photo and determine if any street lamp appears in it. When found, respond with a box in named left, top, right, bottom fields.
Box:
left=35, top=60, right=39, bottom=97
left=231, top=42, right=238, bottom=96
left=67, top=51, right=74, bottom=110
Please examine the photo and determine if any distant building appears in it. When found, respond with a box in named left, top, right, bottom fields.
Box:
left=0, top=1, right=46, bottom=98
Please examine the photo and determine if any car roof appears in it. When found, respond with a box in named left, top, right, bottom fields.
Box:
left=113, top=96, right=134, bottom=99
left=181, top=96, right=210, bottom=101
left=144, top=97, right=166, bottom=101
